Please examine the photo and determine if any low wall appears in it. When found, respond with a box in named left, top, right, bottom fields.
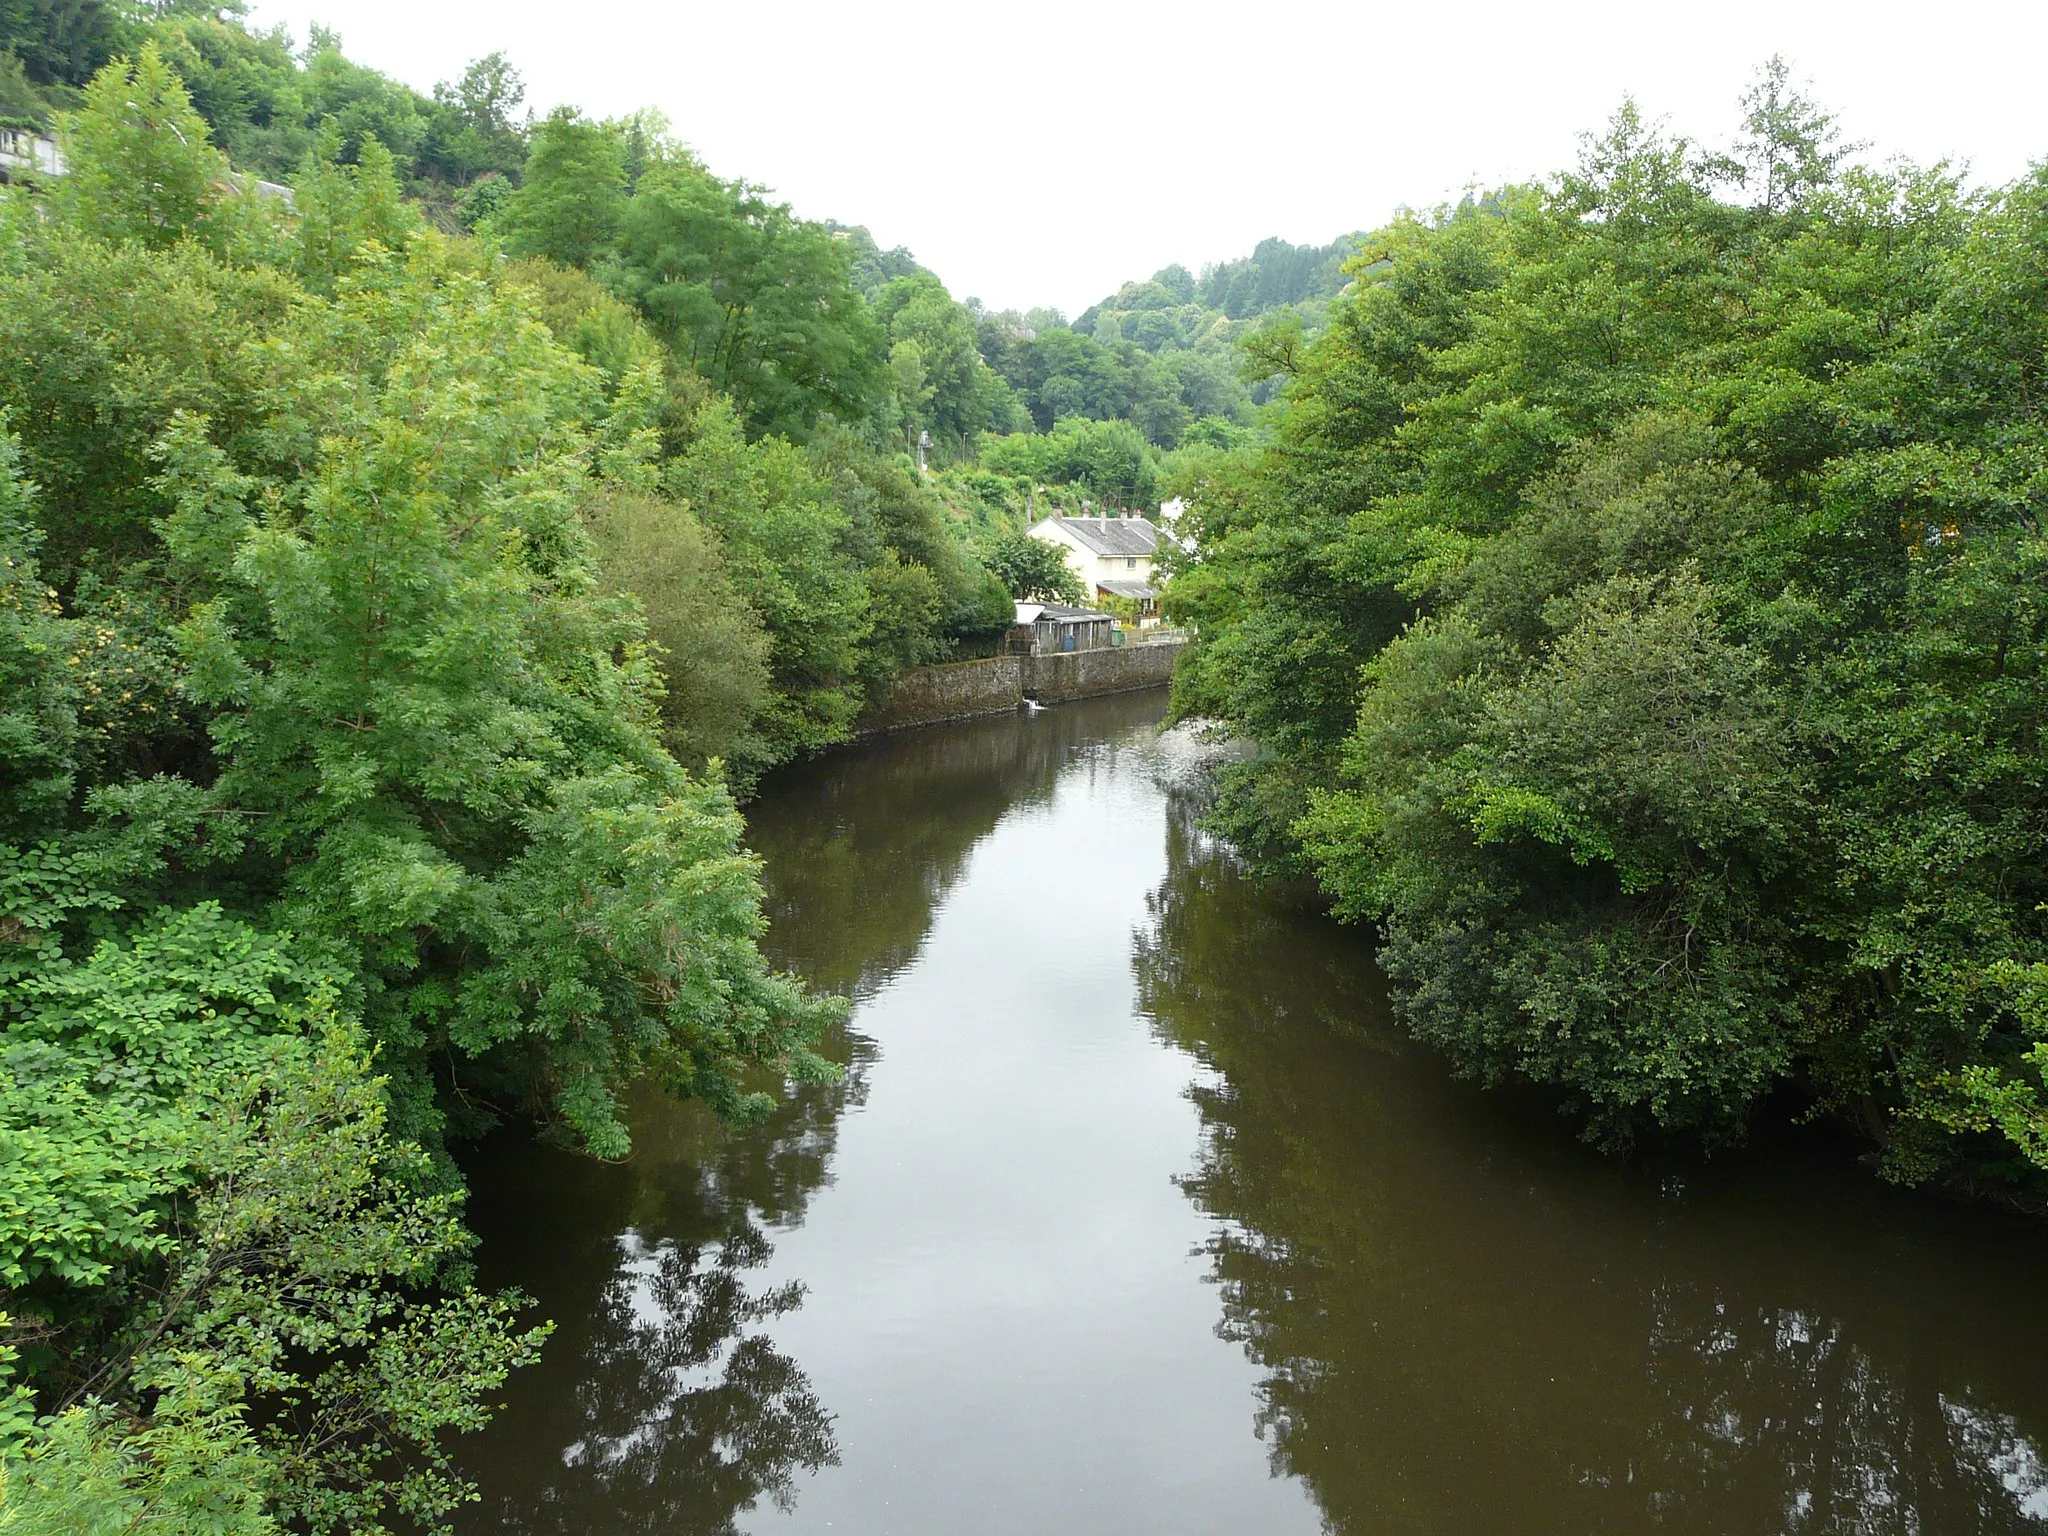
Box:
left=854, top=639, right=1185, bottom=736
left=1022, top=639, right=1182, bottom=703
left=855, top=654, right=1024, bottom=735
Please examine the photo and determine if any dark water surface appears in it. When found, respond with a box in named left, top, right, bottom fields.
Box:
left=459, top=690, right=2048, bottom=1535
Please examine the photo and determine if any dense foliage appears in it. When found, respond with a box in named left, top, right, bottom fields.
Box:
left=982, top=532, right=1086, bottom=605
left=0, top=38, right=873, bottom=1528
left=1170, top=70, right=2048, bottom=1196
left=2, top=0, right=526, bottom=202
left=4, top=4, right=1345, bottom=550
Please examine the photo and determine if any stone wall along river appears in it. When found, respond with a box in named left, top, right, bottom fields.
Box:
left=854, top=637, right=1185, bottom=735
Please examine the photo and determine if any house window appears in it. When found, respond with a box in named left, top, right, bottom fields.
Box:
left=1126, top=557, right=1136, bottom=568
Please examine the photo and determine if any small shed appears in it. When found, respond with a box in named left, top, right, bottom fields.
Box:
left=1011, top=601, right=1117, bottom=655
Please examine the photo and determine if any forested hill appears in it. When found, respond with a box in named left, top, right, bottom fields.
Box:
left=1, top=4, right=532, bottom=216
left=1075, top=233, right=1363, bottom=344
left=2, top=2, right=1356, bottom=547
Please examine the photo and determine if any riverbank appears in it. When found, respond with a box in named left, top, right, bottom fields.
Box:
left=853, top=637, right=1186, bottom=736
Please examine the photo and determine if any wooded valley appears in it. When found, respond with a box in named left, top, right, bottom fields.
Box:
left=2, top=5, right=2045, bottom=1528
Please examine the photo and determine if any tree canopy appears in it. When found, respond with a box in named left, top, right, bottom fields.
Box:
left=1168, top=73, right=2048, bottom=1195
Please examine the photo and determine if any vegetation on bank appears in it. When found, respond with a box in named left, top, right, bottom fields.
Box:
left=0, top=33, right=861, bottom=1533
left=17, top=5, right=2037, bottom=1523
left=0, top=7, right=1350, bottom=1519
left=1168, top=65, right=2048, bottom=1198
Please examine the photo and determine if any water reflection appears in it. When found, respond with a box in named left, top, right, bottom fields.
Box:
left=544, top=1225, right=834, bottom=1532
left=458, top=1051, right=863, bottom=1532
left=744, top=691, right=1169, bottom=997
left=460, top=701, right=1171, bottom=1531
left=463, top=696, right=2048, bottom=1535
left=1137, top=786, right=2048, bottom=1535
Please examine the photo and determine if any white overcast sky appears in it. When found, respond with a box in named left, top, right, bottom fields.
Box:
left=245, top=0, right=2048, bottom=316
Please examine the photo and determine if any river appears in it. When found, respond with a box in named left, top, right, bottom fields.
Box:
left=456, top=689, right=2048, bottom=1535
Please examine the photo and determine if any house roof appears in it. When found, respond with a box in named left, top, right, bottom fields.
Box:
left=1095, top=579, right=1158, bottom=601
left=1014, top=601, right=1112, bottom=625
left=1036, top=516, right=1159, bottom=557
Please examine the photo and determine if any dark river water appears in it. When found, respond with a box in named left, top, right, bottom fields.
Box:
left=458, top=689, right=2048, bottom=1535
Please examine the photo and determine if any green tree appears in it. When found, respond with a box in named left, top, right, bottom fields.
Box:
left=57, top=42, right=235, bottom=252
left=500, top=107, right=625, bottom=269
left=298, top=27, right=426, bottom=170
left=1722, top=54, right=1859, bottom=214
left=0, top=911, right=547, bottom=1533
left=159, top=265, right=836, bottom=1153
left=423, top=50, right=527, bottom=183
left=1170, top=69, right=2048, bottom=1186
left=582, top=490, right=773, bottom=774
left=886, top=337, right=933, bottom=449
left=874, top=272, right=999, bottom=443
left=983, top=531, right=1083, bottom=604
left=290, top=123, right=415, bottom=292
left=0, top=0, right=128, bottom=95
left=611, top=156, right=881, bottom=438
left=663, top=401, right=870, bottom=768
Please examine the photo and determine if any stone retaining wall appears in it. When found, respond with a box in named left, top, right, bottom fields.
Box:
left=1022, top=639, right=1182, bottom=704
left=854, top=639, right=1185, bottom=736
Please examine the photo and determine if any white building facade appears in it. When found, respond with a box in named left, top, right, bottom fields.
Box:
left=1027, top=514, right=1162, bottom=614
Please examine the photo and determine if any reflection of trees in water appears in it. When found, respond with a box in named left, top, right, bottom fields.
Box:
left=467, top=695, right=1174, bottom=1532
left=526, top=1224, right=836, bottom=1535
left=460, top=1044, right=865, bottom=1533
left=1137, top=789, right=2048, bottom=1536
left=622, top=1021, right=876, bottom=1236
left=1633, top=1294, right=2048, bottom=1534
left=747, top=690, right=1169, bottom=997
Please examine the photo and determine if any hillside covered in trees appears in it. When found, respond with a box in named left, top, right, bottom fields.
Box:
left=1168, top=67, right=2048, bottom=1202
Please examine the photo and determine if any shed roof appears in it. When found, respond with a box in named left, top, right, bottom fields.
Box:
left=1095, top=579, right=1158, bottom=600
left=1014, top=600, right=1112, bottom=625
left=1038, top=516, right=1160, bottom=557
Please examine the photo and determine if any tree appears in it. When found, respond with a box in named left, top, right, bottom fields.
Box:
left=299, top=28, right=426, bottom=169
left=581, top=490, right=773, bottom=775
left=500, top=107, right=624, bottom=268
left=873, top=273, right=999, bottom=442
left=425, top=49, right=526, bottom=183
left=611, top=157, right=881, bottom=438
left=983, top=531, right=1083, bottom=604
left=57, top=42, right=235, bottom=251
left=885, top=337, right=932, bottom=449
left=290, top=123, right=415, bottom=292
left=0, top=0, right=128, bottom=93
left=1724, top=55, right=1860, bottom=214
left=1169, top=73, right=2048, bottom=1187
left=158, top=267, right=837, bottom=1153
left=663, top=401, right=870, bottom=767
left=0, top=910, right=548, bottom=1533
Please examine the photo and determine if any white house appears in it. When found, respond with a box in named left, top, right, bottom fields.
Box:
left=0, top=130, right=64, bottom=184
left=1027, top=514, right=1161, bottom=615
